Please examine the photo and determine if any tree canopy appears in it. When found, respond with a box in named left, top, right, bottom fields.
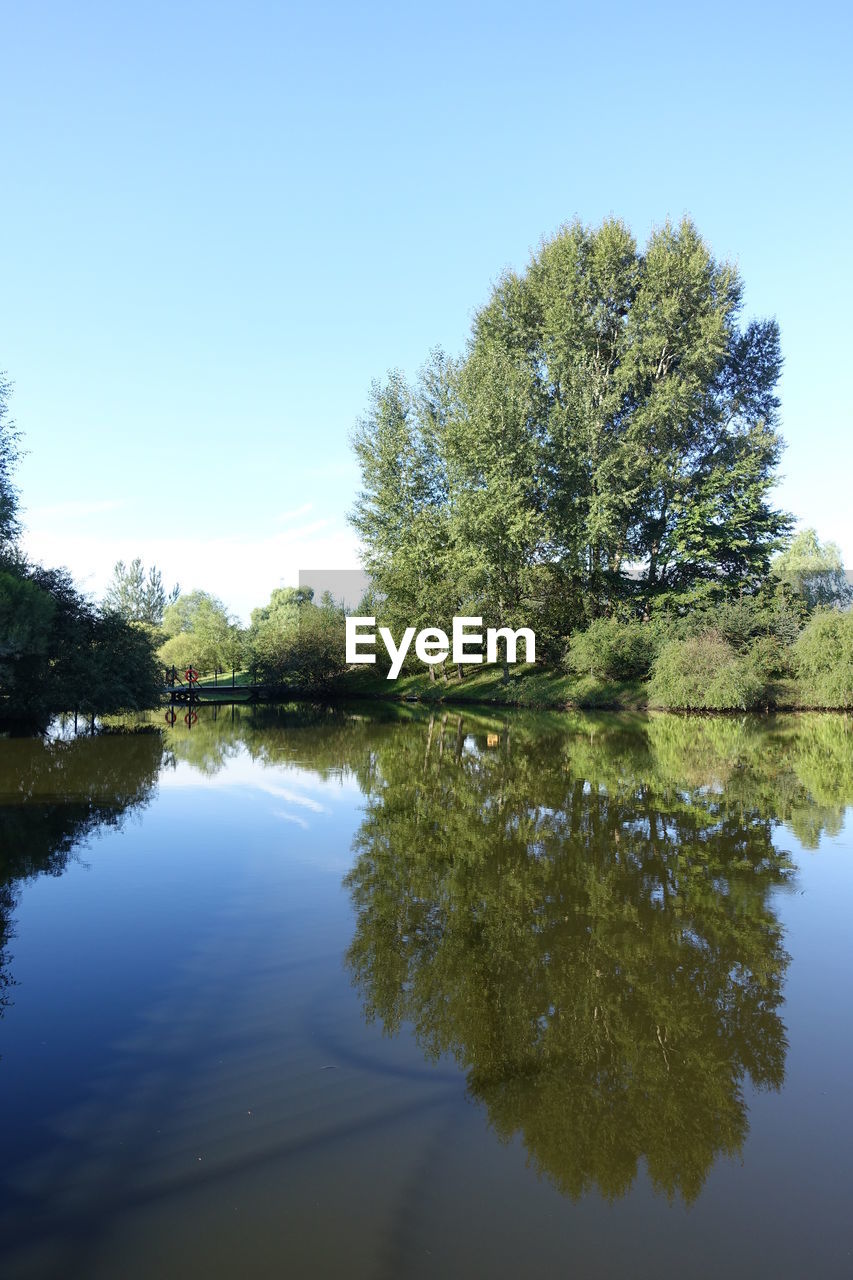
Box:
left=772, top=528, right=852, bottom=610
left=351, top=218, right=792, bottom=648
left=160, top=590, right=243, bottom=676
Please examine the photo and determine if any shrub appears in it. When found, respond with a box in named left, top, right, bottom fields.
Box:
left=567, top=618, right=658, bottom=681
left=793, top=610, right=853, bottom=708
left=282, top=606, right=348, bottom=689
left=703, top=598, right=765, bottom=650
left=252, top=601, right=347, bottom=690
left=648, top=631, right=767, bottom=710
left=748, top=634, right=793, bottom=682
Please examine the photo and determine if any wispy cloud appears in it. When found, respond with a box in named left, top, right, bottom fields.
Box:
left=272, top=810, right=309, bottom=829
left=25, top=498, right=125, bottom=522
left=273, top=502, right=314, bottom=525
left=255, top=781, right=325, bottom=812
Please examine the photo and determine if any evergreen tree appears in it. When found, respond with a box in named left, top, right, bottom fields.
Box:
left=103, top=558, right=179, bottom=625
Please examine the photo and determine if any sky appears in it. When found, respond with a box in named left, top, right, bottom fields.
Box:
left=1, top=0, right=851, bottom=621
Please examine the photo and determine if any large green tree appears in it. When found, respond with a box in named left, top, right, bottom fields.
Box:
left=351, top=218, right=791, bottom=640
left=1, top=559, right=162, bottom=724
left=0, top=377, right=162, bottom=723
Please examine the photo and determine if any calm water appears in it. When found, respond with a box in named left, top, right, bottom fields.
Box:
left=1, top=705, right=852, bottom=1279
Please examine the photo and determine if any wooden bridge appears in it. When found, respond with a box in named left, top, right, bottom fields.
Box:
left=163, top=667, right=277, bottom=706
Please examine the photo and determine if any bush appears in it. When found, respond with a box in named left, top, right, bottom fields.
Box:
left=708, top=598, right=765, bottom=650
left=567, top=618, right=658, bottom=681
left=793, top=610, right=853, bottom=708
left=648, top=630, right=767, bottom=710
left=748, top=633, right=793, bottom=682
left=251, top=601, right=348, bottom=690
left=281, top=606, right=348, bottom=689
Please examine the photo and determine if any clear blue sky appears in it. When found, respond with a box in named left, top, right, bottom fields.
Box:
left=2, top=0, right=850, bottom=620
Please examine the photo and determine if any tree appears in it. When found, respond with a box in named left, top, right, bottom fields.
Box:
left=350, top=355, right=464, bottom=673
left=103, top=558, right=179, bottom=625
left=248, top=588, right=347, bottom=689
left=0, top=569, right=55, bottom=661
left=648, top=631, right=766, bottom=710
left=160, top=590, right=243, bottom=677
left=249, top=586, right=314, bottom=632
left=0, top=373, right=21, bottom=549
left=277, top=597, right=348, bottom=689
left=247, top=586, right=313, bottom=682
left=771, top=528, right=852, bottom=610
left=1, top=558, right=162, bottom=724
left=351, top=218, right=792, bottom=640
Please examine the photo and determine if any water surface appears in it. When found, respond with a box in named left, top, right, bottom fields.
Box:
left=1, top=706, right=852, bottom=1278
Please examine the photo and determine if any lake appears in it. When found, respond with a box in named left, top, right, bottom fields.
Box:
left=1, top=705, right=852, bottom=1278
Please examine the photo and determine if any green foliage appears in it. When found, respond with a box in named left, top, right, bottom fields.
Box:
left=649, top=631, right=767, bottom=710
left=772, top=527, right=852, bottom=610
left=250, top=591, right=347, bottom=689
left=702, top=597, right=767, bottom=650
left=103, top=558, right=179, bottom=625
left=276, top=603, right=348, bottom=689
left=248, top=586, right=314, bottom=683
left=351, top=218, right=791, bottom=637
left=160, top=590, right=243, bottom=676
left=0, top=378, right=164, bottom=721
left=350, top=355, right=465, bottom=642
left=793, top=610, right=853, bottom=708
left=567, top=618, right=658, bottom=680
left=0, top=570, right=55, bottom=657
left=0, top=558, right=162, bottom=723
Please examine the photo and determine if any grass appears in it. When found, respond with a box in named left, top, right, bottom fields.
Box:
left=195, top=669, right=253, bottom=688
left=337, top=664, right=844, bottom=712
left=187, top=663, right=848, bottom=713
left=340, top=663, right=646, bottom=710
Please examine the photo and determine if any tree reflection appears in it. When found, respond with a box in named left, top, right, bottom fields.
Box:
left=343, top=714, right=816, bottom=1203
left=0, top=728, right=164, bottom=1016
left=2, top=706, right=851, bottom=1197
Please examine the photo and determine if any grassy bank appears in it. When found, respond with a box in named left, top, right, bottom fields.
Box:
left=336, top=665, right=846, bottom=712
left=343, top=664, right=647, bottom=710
